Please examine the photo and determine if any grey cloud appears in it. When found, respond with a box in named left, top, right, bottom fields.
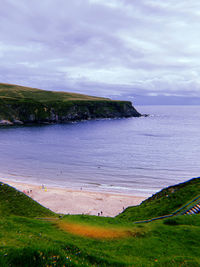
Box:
left=0, top=0, right=200, bottom=103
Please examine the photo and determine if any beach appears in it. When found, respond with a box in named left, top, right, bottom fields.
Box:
left=0, top=179, right=146, bottom=217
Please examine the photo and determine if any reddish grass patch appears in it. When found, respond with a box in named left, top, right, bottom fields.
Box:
left=58, top=221, right=131, bottom=239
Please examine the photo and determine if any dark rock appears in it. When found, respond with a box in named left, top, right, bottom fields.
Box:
left=0, top=99, right=141, bottom=125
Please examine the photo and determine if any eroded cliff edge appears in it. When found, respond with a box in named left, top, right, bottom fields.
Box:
left=0, top=83, right=141, bottom=125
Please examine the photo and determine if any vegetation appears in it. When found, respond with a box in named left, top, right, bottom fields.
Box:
left=0, top=178, right=200, bottom=266
left=0, top=182, right=55, bottom=218
left=0, top=83, right=140, bottom=123
left=117, top=177, right=200, bottom=221
left=0, top=83, right=110, bottom=102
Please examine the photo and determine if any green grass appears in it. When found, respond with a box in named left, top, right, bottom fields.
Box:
left=1, top=213, right=200, bottom=266
left=1, top=178, right=200, bottom=266
left=117, top=177, right=200, bottom=222
left=0, top=83, right=109, bottom=102
left=0, top=182, right=55, bottom=218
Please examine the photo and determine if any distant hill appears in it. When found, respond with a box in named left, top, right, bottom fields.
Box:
left=0, top=83, right=110, bottom=102
left=0, top=83, right=141, bottom=125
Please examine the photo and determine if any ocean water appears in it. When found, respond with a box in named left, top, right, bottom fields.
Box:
left=0, top=105, right=200, bottom=197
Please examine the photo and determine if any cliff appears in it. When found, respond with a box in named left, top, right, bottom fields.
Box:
left=0, top=83, right=141, bottom=125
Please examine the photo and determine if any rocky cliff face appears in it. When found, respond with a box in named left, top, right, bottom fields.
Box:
left=0, top=99, right=141, bottom=125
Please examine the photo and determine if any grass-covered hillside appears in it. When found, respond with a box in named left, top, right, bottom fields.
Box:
left=1, top=178, right=200, bottom=266
left=0, top=83, right=141, bottom=124
left=117, top=177, right=200, bottom=222
left=0, top=83, right=109, bottom=102
left=0, top=182, right=55, bottom=218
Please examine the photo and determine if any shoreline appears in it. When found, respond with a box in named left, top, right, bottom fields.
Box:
left=0, top=178, right=146, bottom=217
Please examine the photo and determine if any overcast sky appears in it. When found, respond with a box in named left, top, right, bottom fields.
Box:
left=1, top=0, right=200, bottom=103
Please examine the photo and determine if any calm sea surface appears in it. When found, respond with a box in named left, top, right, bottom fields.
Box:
left=0, top=105, right=200, bottom=197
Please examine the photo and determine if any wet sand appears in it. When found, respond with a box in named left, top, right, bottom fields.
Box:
left=0, top=179, right=146, bottom=217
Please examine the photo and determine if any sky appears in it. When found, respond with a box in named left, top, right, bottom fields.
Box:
left=1, top=0, right=200, bottom=104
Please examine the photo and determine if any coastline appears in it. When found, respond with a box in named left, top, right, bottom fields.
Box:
left=0, top=178, right=146, bottom=217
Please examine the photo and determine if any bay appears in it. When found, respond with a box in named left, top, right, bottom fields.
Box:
left=0, top=105, right=199, bottom=197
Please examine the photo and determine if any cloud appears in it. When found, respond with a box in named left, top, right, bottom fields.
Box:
left=0, top=0, right=200, bottom=101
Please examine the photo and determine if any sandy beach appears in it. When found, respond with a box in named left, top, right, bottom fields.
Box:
left=1, top=178, right=146, bottom=217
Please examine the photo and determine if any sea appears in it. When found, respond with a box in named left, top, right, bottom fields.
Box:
left=0, top=105, right=199, bottom=197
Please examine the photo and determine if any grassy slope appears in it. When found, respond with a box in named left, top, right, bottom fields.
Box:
left=0, top=182, right=55, bottom=218
left=1, top=179, right=200, bottom=266
left=0, top=83, right=110, bottom=102
left=117, top=177, right=200, bottom=222
left=1, top=213, right=200, bottom=266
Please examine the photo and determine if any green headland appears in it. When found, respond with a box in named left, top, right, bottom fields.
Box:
left=0, top=177, right=200, bottom=266
left=0, top=83, right=141, bottom=125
